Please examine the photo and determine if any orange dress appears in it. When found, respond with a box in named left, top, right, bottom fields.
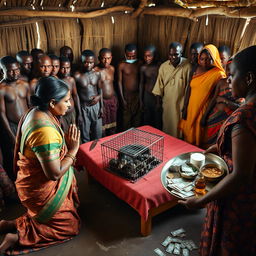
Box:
left=179, top=44, right=226, bottom=147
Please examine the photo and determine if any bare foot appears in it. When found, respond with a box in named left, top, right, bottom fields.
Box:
left=0, top=220, right=16, bottom=234
left=0, top=233, right=18, bottom=254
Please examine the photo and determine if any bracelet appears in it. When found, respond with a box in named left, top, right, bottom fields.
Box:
left=65, top=153, right=77, bottom=165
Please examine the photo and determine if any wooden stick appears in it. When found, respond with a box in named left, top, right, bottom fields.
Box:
left=132, top=0, right=148, bottom=18
left=142, top=7, right=194, bottom=20
left=193, top=6, right=256, bottom=18
left=142, top=6, right=256, bottom=19
left=0, top=6, right=134, bottom=19
left=186, top=1, right=256, bottom=8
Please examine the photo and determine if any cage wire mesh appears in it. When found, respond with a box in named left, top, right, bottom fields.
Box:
left=101, top=128, right=164, bottom=182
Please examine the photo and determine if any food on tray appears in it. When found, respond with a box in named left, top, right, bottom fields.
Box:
left=201, top=164, right=224, bottom=181
left=179, top=162, right=198, bottom=179
left=202, top=167, right=222, bottom=177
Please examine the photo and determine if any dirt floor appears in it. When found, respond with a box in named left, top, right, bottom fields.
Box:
left=0, top=170, right=205, bottom=256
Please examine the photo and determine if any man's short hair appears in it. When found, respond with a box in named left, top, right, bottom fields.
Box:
left=48, top=54, right=60, bottom=61
left=190, top=42, right=204, bottom=51
left=144, top=45, right=156, bottom=55
left=81, top=50, right=95, bottom=62
left=0, top=56, right=18, bottom=70
left=59, top=56, right=70, bottom=63
left=218, top=45, right=231, bottom=56
left=16, top=51, right=31, bottom=63
left=125, top=44, right=137, bottom=52
left=169, top=42, right=183, bottom=52
left=99, top=48, right=112, bottom=56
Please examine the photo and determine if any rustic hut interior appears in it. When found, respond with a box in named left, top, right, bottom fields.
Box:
left=0, top=0, right=256, bottom=255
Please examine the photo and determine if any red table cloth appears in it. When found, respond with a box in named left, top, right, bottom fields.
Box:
left=76, top=126, right=201, bottom=221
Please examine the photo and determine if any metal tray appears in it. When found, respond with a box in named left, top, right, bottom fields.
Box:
left=161, top=151, right=229, bottom=198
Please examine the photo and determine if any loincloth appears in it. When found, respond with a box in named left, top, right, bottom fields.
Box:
left=102, top=95, right=118, bottom=130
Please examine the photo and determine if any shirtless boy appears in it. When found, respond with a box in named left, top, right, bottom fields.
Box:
left=74, top=50, right=102, bottom=143
left=59, top=57, right=81, bottom=133
left=118, top=44, right=142, bottom=131
left=0, top=56, right=30, bottom=178
left=95, top=48, right=117, bottom=136
left=139, top=45, right=162, bottom=129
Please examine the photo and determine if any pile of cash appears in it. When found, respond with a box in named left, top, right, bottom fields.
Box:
left=154, top=228, right=198, bottom=256
left=167, top=178, right=194, bottom=199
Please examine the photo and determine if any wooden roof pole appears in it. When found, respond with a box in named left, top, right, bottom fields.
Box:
left=0, top=6, right=134, bottom=18
left=186, top=1, right=256, bottom=8
left=132, top=0, right=148, bottom=18
left=142, top=6, right=256, bottom=19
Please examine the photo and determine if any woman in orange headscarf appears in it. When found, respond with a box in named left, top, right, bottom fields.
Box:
left=180, top=44, right=226, bottom=147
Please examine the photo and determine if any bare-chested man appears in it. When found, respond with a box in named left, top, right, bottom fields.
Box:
left=0, top=56, right=30, bottom=179
left=16, top=50, right=33, bottom=82
left=74, top=50, right=102, bottom=143
left=94, top=48, right=118, bottom=136
left=49, top=54, right=60, bottom=78
left=118, top=44, right=142, bottom=131
left=29, top=54, right=52, bottom=94
left=59, top=56, right=81, bottom=133
left=139, top=45, right=162, bottom=129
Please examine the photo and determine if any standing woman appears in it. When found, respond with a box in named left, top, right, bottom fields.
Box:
left=180, top=44, right=226, bottom=147
left=0, top=77, right=80, bottom=254
left=179, top=46, right=256, bottom=255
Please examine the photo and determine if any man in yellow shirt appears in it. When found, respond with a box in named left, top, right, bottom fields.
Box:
left=152, top=42, right=191, bottom=137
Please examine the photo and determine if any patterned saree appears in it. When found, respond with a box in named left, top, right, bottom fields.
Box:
left=7, top=109, right=80, bottom=255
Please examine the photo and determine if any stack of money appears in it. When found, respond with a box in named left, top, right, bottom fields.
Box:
left=154, top=228, right=198, bottom=256
left=167, top=178, right=194, bottom=198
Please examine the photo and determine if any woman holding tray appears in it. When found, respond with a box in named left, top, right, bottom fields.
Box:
left=0, top=77, right=81, bottom=254
left=179, top=46, right=256, bottom=255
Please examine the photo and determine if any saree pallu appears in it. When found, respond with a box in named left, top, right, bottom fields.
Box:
left=179, top=67, right=225, bottom=146
left=7, top=111, right=80, bottom=255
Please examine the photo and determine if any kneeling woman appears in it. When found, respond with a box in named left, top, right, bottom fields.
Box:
left=0, top=76, right=80, bottom=254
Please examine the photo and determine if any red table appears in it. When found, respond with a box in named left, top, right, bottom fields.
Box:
left=76, top=126, right=201, bottom=236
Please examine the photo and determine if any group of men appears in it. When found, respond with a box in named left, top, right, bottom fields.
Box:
left=0, top=43, right=231, bottom=182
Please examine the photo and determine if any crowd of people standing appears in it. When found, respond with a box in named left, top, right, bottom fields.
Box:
left=0, top=41, right=254, bottom=255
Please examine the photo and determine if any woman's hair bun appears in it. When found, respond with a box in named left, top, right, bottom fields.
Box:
left=30, top=94, right=44, bottom=107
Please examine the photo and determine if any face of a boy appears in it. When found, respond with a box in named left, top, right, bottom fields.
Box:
left=144, top=51, right=154, bottom=65
left=99, top=52, right=112, bottom=68
left=60, top=61, right=71, bottom=77
left=83, top=56, right=95, bottom=71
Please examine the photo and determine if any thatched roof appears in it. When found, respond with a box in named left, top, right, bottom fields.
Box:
left=0, top=0, right=255, bottom=61
left=0, top=0, right=255, bottom=22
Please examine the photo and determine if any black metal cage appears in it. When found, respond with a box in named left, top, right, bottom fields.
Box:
left=101, top=128, right=164, bottom=182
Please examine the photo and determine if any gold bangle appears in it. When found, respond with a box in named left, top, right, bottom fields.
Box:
left=66, top=153, right=77, bottom=165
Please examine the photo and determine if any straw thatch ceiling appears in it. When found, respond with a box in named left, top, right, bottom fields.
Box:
left=0, top=0, right=255, bottom=21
